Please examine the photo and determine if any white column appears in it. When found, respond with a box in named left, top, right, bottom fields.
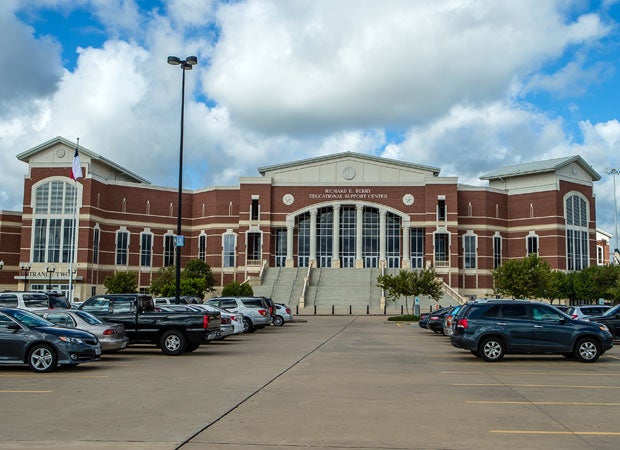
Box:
left=286, top=224, right=294, bottom=267
left=356, top=204, right=363, bottom=268
left=379, top=209, right=387, bottom=265
left=309, top=208, right=317, bottom=266
left=402, top=225, right=410, bottom=268
left=332, top=205, right=340, bottom=268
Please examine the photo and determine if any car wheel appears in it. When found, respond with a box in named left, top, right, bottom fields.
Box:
left=273, top=315, right=284, bottom=327
left=160, top=330, right=187, bottom=355
left=243, top=317, right=255, bottom=333
left=479, top=336, right=505, bottom=362
left=574, top=337, right=600, bottom=363
left=28, top=344, right=58, bottom=373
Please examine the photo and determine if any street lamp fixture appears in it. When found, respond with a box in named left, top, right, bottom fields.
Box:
left=604, top=168, right=619, bottom=257
left=20, top=262, right=32, bottom=291
left=167, top=55, right=198, bottom=303
left=45, top=264, right=56, bottom=291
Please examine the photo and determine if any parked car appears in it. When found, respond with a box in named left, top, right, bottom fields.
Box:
left=79, top=294, right=221, bottom=355
left=418, top=311, right=431, bottom=329
left=586, top=304, right=620, bottom=338
left=566, top=305, right=610, bottom=320
left=205, top=297, right=271, bottom=333
left=153, top=296, right=200, bottom=306
left=451, top=299, right=613, bottom=362
left=0, top=307, right=101, bottom=373
left=45, top=292, right=71, bottom=309
left=34, top=309, right=129, bottom=352
left=273, top=303, right=293, bottom=326
left=443, top=305, right=462, bottom=336
left=189, top=304, right=245, bottom=337
left=0, top=291, right=53, bottom=311
left=427, top=307, right=453, bottom=334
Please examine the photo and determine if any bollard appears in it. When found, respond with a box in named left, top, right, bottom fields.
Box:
left=366, top=305, right=369, bottom=315
left=384, top=304, right=387, bottom=315
left=314, top=304, right=317, bottom=315
left=349, top=305, right=352, bottom=315
left=332, top=305, right=335, bottom=314
left=401, top=305, right=404, bottom=315
left=296, top=305, right=299, bottom=315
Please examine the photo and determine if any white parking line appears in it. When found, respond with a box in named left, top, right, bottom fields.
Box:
left=490, top=430, right=620, bottom=436
left=443, top=371, right=620, bottom=376
left=0, top=390, right=52, bottom=393
left=468, top=401, right=620, bottom=406
left=454, top=383, right=620, bottom=389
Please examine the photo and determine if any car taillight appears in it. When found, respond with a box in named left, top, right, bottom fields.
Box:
left=286, top=308, right=291, bottom=314
left=430, top=316, right=438, bottom=320
left=203, top=315, right=209, bottom=328
left=103, top=329, right=115, bottom=336
left=258, top=309, right=267, bottom=316
left=572, top=314, right=578, bottom=319
left=229, top=315, right=236, bottom=321
left=221, top=317, right=231, bottom=324
left=457, top=318, right=468, bottom=329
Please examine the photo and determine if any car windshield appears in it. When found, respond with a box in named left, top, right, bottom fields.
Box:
left=2, top=308, right=55, bottom=328
left=74, top=310, right=104, bottom=325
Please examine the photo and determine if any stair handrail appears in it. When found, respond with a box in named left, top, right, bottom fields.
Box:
left=299, top=260, right=314, bottom=308
left=441, top=279, right=466, bottom=305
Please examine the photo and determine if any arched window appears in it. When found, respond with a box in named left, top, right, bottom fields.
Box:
left=565, top=194, right=589, bottom=270
left=32, top=180, right=79, bottom=263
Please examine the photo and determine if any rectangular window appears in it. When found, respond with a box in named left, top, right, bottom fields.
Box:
left=434, top=232, right=449, bottom=267
left=493, top=235, right=502, bottom=268
left=35, top=184, right=49, bottom=214
left=140, top=233, right=152, bottom=266
left=199, top=235, right=206, bottom=261
left=223, top=234, right=235, bottom=268
left=33, top=219, right=47, bottom=263
left=164, top=235, right=175, bottom=266
left=93, top=228, right=100, bottom=264
left=116, top=231, right=129, bottom=265
left=527, top=234, right=539, bottom=256
left=410, top=228, right=424, bottom=269
left=47, top=218, right=62, bottom=263
left=463, top=234, right=476, bottom=269
left=247, top=232, right=261, bottom=263
left=274, top=228, right=287, bottom=267
left=437, top=199, right=446, bottom=221
left=251, top=198, right=259, bottom=221
left=62, top=219, right=75, bottom=263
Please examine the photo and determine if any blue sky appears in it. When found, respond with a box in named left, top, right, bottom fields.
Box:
left=2, top=0, right=620, bottom=245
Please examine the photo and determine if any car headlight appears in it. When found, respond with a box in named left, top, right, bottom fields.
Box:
left=598, top=325, right=611, bottom=334
left=59, top=336, right=84, bottom=344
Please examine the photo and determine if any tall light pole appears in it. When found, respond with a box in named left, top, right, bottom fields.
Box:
left=45, top=264, right=56, bottom=291
left=605, top=168, right=619, bottom=256
left=20, top=262, right=31, bottom=291
left=167, top=55, right=197, bottom=303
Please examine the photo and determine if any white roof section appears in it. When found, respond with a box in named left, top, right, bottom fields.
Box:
left=17, top=136, right=151, bottom=185
left=479, top=155, right=600, bottom=182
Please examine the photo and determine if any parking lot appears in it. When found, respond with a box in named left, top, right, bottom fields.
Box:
left=2, top=315, right=620, bottom=449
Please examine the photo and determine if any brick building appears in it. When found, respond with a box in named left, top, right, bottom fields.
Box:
left=0, top=136, right=604, bottom=301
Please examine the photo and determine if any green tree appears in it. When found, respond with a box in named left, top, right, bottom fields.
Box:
left=104, top=271, right=138, bottom=294
left=221, top=281, right=254, bottom=297
left=149, top=259, right=215, bottom=299
left=492, top=254, right=551, bottom=299
left=377, top=268, right=443, bottom=314
left=150, top=266, right=175, bottom=296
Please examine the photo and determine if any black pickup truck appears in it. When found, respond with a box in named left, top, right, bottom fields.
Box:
left=78, top=294, right=221, bottom=355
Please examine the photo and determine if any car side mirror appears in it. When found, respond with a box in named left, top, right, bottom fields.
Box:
left=558, top=317, right=566, bottom=324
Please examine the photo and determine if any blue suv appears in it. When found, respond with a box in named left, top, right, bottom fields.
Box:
left=450, top=300, right=613, bottom=362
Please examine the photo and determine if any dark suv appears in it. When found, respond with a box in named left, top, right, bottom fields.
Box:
left=450, top=300, right=613, bottom=362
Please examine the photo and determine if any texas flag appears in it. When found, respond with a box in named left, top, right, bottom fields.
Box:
left=71, top=146, right=83, bottom=180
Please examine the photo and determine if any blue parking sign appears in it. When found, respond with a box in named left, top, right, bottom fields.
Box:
left=175, top=235, right=185, bottom=247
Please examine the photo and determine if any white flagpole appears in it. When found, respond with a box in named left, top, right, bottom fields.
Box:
left=68, top=138, right=79, bottom=301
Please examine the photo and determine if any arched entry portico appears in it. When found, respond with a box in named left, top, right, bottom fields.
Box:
left=282, top=201, right=411, bottom=269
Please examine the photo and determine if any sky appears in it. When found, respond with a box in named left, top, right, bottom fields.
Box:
left=2, top=0, right=620, bottom=243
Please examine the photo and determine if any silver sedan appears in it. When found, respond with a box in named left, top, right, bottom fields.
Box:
left=34, top=309, right=129, bottom=352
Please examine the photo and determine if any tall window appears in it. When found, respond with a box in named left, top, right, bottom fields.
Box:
left=437, top=197, right=446, bottom=221
left=386, top=212, right=400, bottom=268
left=317, top=207, right=333, bottom=268
left=140, top=231, right=152, bottom=267
left=274, top=228, right=287, bottom=267
left=340, top=207, right=356, bottom=268
left=493, top=233, right=502, bottom=268
left=223, top=232, right=236, bottom=268
left=32, top=180, right=78, bottom=263
left=247, top=232, right=261, bottom=262
left=463, top=232, right=477, bottom=269
left=250, top=198, right=259, bottom=221
left=362, top=207, right=379, bottom=267
left=116, top=230, right=129, bottom=265
left=434, top=231, right=449, bottom=267
left=526, top=232, right=539, bottom=256
left=565, top=194, right=589, bottom=271
left=93, top=226, right=100, bottom=264
left=198, top=234, right=206, bottom=261
left=163, top=234, right=175, bottom=266
left=410, top=228, right=424, bottom=269
left=297, top=213, right=310, bottom=267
